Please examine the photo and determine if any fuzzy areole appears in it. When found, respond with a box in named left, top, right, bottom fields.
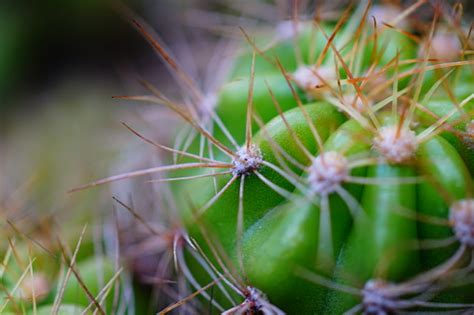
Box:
left=232, top=145, right=263, bottom=176
left=373, top=125, right=418, bottom=163
left=450, top=199, right=474, bottom=248
left=308, top=151, right=349, bottom=195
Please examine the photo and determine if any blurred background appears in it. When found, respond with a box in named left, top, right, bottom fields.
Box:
left=0, top=0, right=190, bottom=222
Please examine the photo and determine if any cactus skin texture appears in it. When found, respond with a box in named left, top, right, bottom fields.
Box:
left=71, top=1, right=474, bottom=314
left=168, top=2, right=474, bottom=314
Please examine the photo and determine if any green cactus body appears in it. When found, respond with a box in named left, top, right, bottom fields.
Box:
left=417, top=79, right=474, bottom=175
left=180, top=103, right=346, bottom=250
left=230, top=22, right=335, bottom=79
left=215, top=74, right=307, bottom=145
left=63, top=2, right=474, bottom=314
left=169, top=8, right=474, bottom=311
left=175, top=103, right=472, bottom=313
left=172, top=34, right=471, bottom=314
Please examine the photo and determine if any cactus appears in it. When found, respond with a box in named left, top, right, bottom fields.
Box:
left=69, top=1, right=474, bottom=314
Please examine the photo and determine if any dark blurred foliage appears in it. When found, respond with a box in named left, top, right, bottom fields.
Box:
left=0, top=0, right=149, bottom=115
